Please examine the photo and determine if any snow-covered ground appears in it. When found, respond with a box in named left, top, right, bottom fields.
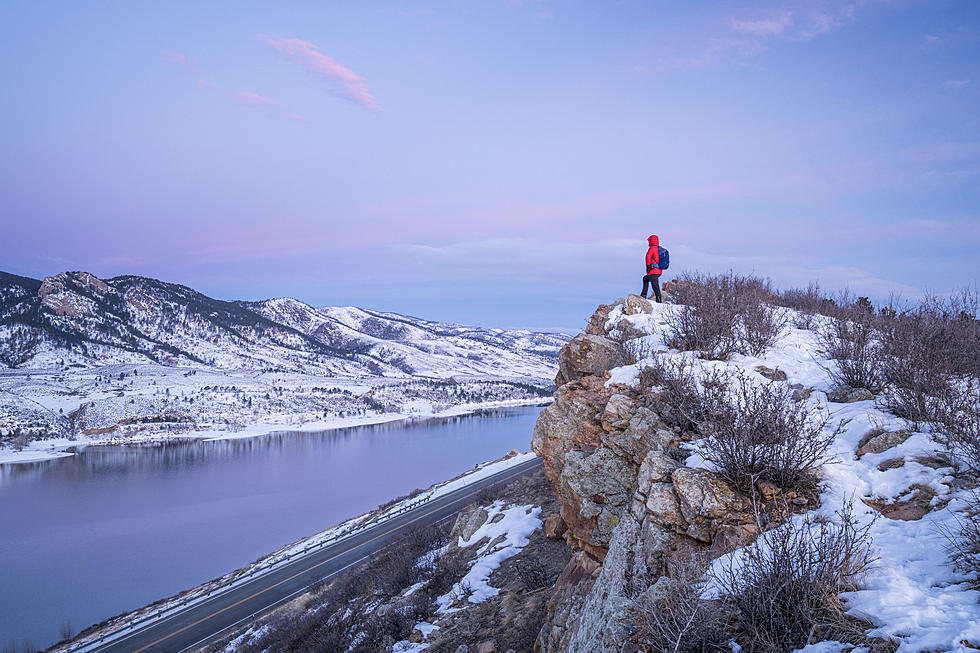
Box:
left=0, top=364, right=552, bottom=464
left=606, top=301, right=980, bottom=652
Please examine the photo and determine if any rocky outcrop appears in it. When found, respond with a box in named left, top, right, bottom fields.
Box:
left=554, top=334, right=628, bottom=387
left=533, top=299, right=757, bottom=653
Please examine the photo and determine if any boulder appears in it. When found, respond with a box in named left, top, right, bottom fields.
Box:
left=545, top=513, right=568, bottom=539
left=827, top=385, right=875, bottom=403
left=671, top=468, right=746, bottom=523
left=586, top=304, right=614, bottom=336
left=409, top=629, right=424, bottom=643
left=599, top=394, right=636, bottom=431
left=451, top=507, right=489, bottom=547
left=857, top=429, right=913, bottom=457
left=555, top=334, right=629, bottom=387
left=644, top=483, right=686, bottom=527
left=636, top=451, right=681, bottom=496
left=756, top=365, right=788, bottom=382
left=624, top=294, right=653, bottom=315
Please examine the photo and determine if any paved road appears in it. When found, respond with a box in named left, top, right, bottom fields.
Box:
left=84, top=456, right=543, bottom=653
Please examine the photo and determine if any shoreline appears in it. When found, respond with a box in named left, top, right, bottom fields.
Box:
left=0, top=398, right=549, bottom=466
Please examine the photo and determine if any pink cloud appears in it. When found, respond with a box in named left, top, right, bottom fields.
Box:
left=280, top=112, right=309, bottom=122
left=161, top=51, right=192, bottom=67
left=234, top=91, right=278, bottom=107
left=257, top=35, right=381, bottom=110
left=195, top=79, right=216, bottom=90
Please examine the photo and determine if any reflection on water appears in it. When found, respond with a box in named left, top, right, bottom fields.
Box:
left=0, top=406, right=543, bottom=650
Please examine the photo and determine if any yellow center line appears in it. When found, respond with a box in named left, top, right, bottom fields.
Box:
left=131, top=461, right=538, bottom=652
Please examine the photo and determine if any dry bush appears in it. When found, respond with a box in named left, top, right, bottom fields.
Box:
left=940, top=491, right=980, bottom=590
left=666, top=272, right=785, bottom=359
left=666, top=272, right=741, bottom=360
left=697, top=372, right=839, bottom=494
left=641, top=355, right=730, bottom=432
left=934, top=379, right=980, bottom=473
left=818, top=309, right=886, bottom=393
left=633, top=556, right=727, bottom=653
left=876, top=293, right=980, bottom=424
left=778, top=282, right=826, bottom=329
left=714, top=504, right=876, bottom=653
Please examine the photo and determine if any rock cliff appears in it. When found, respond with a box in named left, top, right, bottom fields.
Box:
left=532, top=296, right=756, bottom=652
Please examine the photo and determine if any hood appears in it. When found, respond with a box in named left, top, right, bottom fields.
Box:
left=647, top=235, right=659, bottom=247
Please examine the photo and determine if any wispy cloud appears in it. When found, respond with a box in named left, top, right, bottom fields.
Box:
left=234, top=91, right=278, bottom=107
left=257, top=35, right=381, bottom=111
left=942, top=79, right=970, bottom=89
left=280, top=112, right=309, bottom=123
left=731, top=12, right=794, bottom=37
left=161, top=50, right=193, bottom=67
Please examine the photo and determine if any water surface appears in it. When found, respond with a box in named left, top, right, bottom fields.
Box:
left=0, top=406, right=543, bottom=650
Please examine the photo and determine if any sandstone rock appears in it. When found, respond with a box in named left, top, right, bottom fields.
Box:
left=586, top=305, right=612, bottom=336
left=451, top=506, right=490, bottom=547
left=756, top=479, right=779, bottom=502
left=878, top=457, right=906, bottom=471
left=474, top=639, right=498, bottom=652
left=600, top=393, right=636, bottom=430
left=536, top=551, right=601, bottom=652
left=645, top=483, right=686, bottom=527
left=409, top=629, right=424, bottom=643
left=671, top=468, right=745, bottom=524
left=555, top=334, right=629, bottom=387
left=545, top=513, right=568, bottom=539
left=828, top=385, right=875, bottom=403
left=792, top=387, right=814, bottom=401
left=532, top=376, right=611, bottom=479
left=637, top=451, right=681, bottom=496
left=563, top=517, right=648, bottom=652
left=624, top=294, right=653, bottom=315
left=857, top=428, right=913, bottom=457
left=756, top=365, right=788, bottom=382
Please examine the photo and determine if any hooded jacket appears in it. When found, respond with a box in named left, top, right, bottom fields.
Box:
left=645, top=235, right=662, bottom=276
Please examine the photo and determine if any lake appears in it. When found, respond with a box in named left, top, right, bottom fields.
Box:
left=0, top=406, right=543, bottom=650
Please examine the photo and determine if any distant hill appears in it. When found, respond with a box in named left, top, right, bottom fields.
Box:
left=0, top=270, right=567, bottom=380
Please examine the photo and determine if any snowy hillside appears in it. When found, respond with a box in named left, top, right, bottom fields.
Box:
left=0, top=271, right=566, bottom=378
left=0, top=270, right=568, bottom=461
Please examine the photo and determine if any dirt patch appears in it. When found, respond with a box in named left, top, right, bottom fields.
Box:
left=864, top=484, right=937, bottom=521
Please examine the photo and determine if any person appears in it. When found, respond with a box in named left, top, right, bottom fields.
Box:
left=640, top=234, right=663, bottom=303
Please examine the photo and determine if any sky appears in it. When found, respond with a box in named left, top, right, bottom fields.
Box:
left=0, top=0, right=978, bottom=329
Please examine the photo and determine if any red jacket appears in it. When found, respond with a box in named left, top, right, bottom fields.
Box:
left=645, top=235, right=662, bottom=276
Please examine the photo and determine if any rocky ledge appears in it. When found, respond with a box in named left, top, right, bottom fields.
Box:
left=531, top=296, right=761, bottom=653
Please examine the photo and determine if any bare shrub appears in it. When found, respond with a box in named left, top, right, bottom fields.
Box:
left=877, top=295, right=971, bottom=425
left=778, top=282, right=825, bottom=329
left=666, top=273, right=740, bottom=360
left=666, top=272, right=785, bottom=359
left=933, top=379, right=980, bottom=473
left=714, top=503, right=876, bottom=653
left=940, top=491, right=980, bottom=590
left=641, top=355, right=730, bottom=432
left=818, top=310, right=886, bottom=393
left=633, top=556, right=727, bottom=653
left=697, top=372, right=839, bottom=493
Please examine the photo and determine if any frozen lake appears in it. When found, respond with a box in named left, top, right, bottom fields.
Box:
left=0, top=406, right=543, bottom=650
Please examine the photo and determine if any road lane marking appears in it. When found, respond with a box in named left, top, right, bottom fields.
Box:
left=129, top=461, right=539, bottom=652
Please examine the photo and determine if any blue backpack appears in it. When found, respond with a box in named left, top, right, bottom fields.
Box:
left=657, top=246, right=670, bottom=270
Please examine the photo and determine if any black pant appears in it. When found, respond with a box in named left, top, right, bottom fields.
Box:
left=641, top=274, right=662, bottom=303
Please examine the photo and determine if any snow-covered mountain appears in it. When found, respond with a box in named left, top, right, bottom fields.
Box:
left=0, top=270, right=567, bottom=380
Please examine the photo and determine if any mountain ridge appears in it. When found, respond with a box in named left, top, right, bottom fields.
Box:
left=0, top=270, right=567, bottom=380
